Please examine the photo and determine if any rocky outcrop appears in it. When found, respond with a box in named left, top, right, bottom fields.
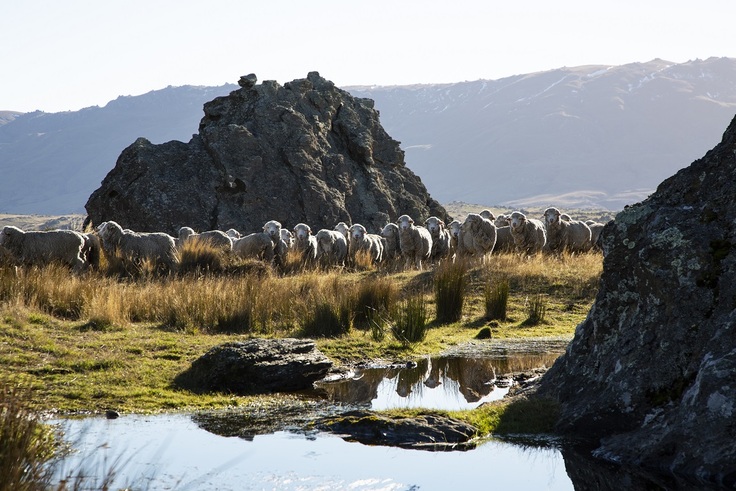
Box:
left=85, top=72, right=447, bottom=235
left=538, top=115, right=736, bottom=486
left=175, top=338, right=332, bottom=395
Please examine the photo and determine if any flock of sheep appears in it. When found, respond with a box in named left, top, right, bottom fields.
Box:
left=0, top=207, right=606, bottom=274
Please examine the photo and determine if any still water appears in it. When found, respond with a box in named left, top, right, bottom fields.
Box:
left=53, top=353, right=574, bottom=490
left=54, top=414, right=572, bottom=490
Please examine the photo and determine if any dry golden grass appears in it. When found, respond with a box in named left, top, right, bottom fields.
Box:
left=0, top=250, right=603, bottom=412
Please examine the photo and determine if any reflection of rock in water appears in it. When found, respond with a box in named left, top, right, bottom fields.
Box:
left=561, top=443, right=706, bottom=490
left=442, top=357, right=496, bottom=403
left=315, top=369, right=386, bottom=405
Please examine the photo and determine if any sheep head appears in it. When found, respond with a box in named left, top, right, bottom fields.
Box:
left=397, top=215, right=414, bottom=231
left=381, top=223, right=398, bottom=239
left=263, top=220, right=282, bottom=240
left=0, top=226, right=23, bottom=248
left=293, top=223, right=312, bottom=242
left=448, top=220, right=462, bottom=239
left=334, top=222, right=350, bottom=240
left=543, top=207, right=562, bottom=228
left=509, top=212, right=527, bottom=231
left=349, top=224, right=367, bottom=241
left=178, top=226, right=196, bottom=242
left=424, top=216, right=444, bottom=237
left=479, top=209, right=495, bottom=221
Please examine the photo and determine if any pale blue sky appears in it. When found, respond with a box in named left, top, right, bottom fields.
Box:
left=2, top=0, right=734, bottom=113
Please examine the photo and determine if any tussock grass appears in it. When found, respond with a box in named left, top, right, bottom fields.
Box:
left=484, top=277, right=510, bottom=321
left=0, top=381, right=57, bottom=491
left=0, top=251, right=603, bottom=412
left=391, top=295, right=429, bottom=345
left=434, top=259, right=468, bottom=324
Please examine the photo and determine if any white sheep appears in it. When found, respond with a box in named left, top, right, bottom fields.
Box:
left=293, top=223, right=318, bottom=263
left=397, top=214, right=433, bottom=270
left=494, top=215, right=510, bottom=228
left=585, top=220, right=605, bottom=248
left=232, top=232, right=275, bottom=262
left=0, top=225, right=88, bottom=272
left=262, top=220, right=282, bottom=242
left=479, top=209, right=496, bottom=221
left=424, top=216, right=452, bottom=261
left=96, top=221, right=178, bottom=271
left=225, top=228, right=242, bottom=240
left=508, top=211, right=547, bottom=255
left=493, top=226, right=515, bottom=254
left=456, top=213, right=497, bottom=261
left=334, top=222, right=351, bottom=242
left=448, top=219, right=462, bottom=256
left=542, top=207, right=593, bottom=254
left=380, top=223, right=401, bottom=261
left=81, top=232, right=101, bottom=269
left=315, top=229, right=348, bottom=266
left=348, top=224, right=384, bottom=264
left=178, top=226, right=233, bottom=253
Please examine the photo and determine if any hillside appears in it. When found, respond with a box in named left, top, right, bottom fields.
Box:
left=1, top=58, right=735, bottom=215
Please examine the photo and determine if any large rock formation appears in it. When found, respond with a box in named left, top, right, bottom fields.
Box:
left=538, top=115, right=736, bottom=486
left=85, top=72, right=447, bottom=235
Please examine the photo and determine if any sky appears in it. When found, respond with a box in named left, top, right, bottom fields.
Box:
left=2, top=0, right=734, bottom=113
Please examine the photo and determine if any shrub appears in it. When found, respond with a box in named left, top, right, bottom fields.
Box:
left=0, top=381, right=56, bottom=491
left=353, top=276, right=397, bottom=329
left=484, top=278, right=510, bottom=321
left=391, top=295, right=428, bottom=345
left=434, top=259, right=467, bottom=324
left=523, top=294, right=547, bottom=326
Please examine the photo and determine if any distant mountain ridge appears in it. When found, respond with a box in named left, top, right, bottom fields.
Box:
left=1, top=58, right=735, bottom=214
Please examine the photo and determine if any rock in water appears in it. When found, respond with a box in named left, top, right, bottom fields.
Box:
left=85, top=72, right=447, bottom=234
left=538, top=115, right=736, bottom=485
left=174, top=338, right=333, bottom=395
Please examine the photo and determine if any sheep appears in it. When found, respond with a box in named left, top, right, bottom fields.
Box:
left=0, top=225, right=88, bottom=272
left=380, top=223, right=401, bottom=261
left=479, top=209, right=496, bottom=221
left=81, top=232, right=101, bottom=269
left=232, top=232, right=275, bottom=262
left=262, top=220, right=282, bottom=242
left=493, top=226, right=515, bottom=254
left=315, top=229, right=348, bottom=266
left=96, top=221, right=178, bottom=271
left=424, top=216, right=452, bottom=261
left=397, top=214, right=433, bottom=270
left=542, top=207, right=593, bottom=254
left=508, top=211, right=546, bottom=255
left=279, top=228, right=294, bottom=249
left=293, top=223, right=318, bottom=263
left=585, top=220, right=605, bottom=248
left=225, top=229, right=242, bottom=240
left=494, top=215, right=510, bottom=228
left=178, top=226, right=233, bottom=253
left=348, top=224, right=384, bottom=264
left=456, top=213, right=497, bottom=262
left=448, top=219, right=462, bottom=256
left=334, top=222, right=350, bottom=241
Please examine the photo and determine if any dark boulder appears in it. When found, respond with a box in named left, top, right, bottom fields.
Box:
left=316, top=409, right=478, bottom=451
left=538, top=115, right=736, bottom=486
left=175, top=338, right=332, bottom=395
left=85, top=72, right=448, bottom=235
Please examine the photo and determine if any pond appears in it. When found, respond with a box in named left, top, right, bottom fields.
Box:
left=53, top=414, right=572, bottom=490
left=51, top=349, right=697, bottom=490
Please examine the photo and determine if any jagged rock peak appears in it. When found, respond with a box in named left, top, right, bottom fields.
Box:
left=538, top=114, right=736, bottom=485
left=85, top=72, right=447, bottom=235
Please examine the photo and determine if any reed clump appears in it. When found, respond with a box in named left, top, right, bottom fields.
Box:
left=433, top=259, right=468, bottom=324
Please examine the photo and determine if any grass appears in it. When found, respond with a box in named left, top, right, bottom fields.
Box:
left=0, top=251, right=602, bottom=413
left=433, top=259, right=468, bottom=324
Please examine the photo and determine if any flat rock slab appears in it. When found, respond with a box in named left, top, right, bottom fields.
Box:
left=175, top=338, right=332, bottom=395
left=317, top=409, right=479, bottom=451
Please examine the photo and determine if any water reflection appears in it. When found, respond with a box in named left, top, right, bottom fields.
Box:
left=315, top=353, right=559, bottom=411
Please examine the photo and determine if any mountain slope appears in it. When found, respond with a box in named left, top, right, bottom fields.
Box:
left=349, top=57, right=736, bottom=209
left=1, top=58, right=735, bottom=214
left=0, top=85, right=235, bottom=213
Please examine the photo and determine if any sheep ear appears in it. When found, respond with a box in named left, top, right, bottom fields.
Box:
left=410, top=218, right=414, bottom=224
